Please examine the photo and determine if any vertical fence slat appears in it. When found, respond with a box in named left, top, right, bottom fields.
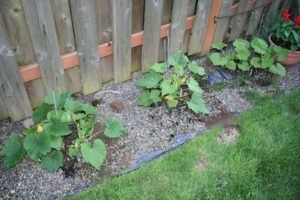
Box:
left=246, top=0, right=264, bottom=37
left=264, top=0, right=281, bottom=25
left=70, top=0, right=102, bottom=94
left=0, top=0, right=46, bottom=108
left=112, top=0, right=132, bottom=83
left=212, top=0, right=233, bottom=43
left=158, top=0, right=173, bottom=62
left=51, top=0, right=81, bottom=94
left=0, top=15, right=32, bottom=121
left=228, top=0, right=252, bottom=41
left=182, top=0, right=197, bottom=53
left=21, top=0, right=65, bottom=94
left=131, top=0, right=144, bottom=73
left=141, top=0, right=164, bottom=72
left=188, top=0, right=212, bottom=55
left=169, top=0, right=190, bottom=55
left=96, top=0, right=113, bottom=83
left=201, top=0, right=223, bottom=54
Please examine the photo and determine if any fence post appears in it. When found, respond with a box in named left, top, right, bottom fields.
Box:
left=21, top=0, right=65, bottom=94
left=112, top=0, right=132, bottom=83
left=142, top=0, right=164, bottom=72
left=188, top=0, right=213, bottom=55
left=0, top=15, right=32, bottom=121
left=70, top=0, right=102, bottom=94
left=169, top=0, right=190, bottom=55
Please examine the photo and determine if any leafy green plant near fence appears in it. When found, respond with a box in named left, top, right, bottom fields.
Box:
left=2, top=92, right=125, bottom=172
left=136, top=51, right=209, bottom=114
left=209, top=38, right=288, bottom=77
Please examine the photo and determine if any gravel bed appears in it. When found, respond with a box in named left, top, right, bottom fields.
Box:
left=1, top=62, right=299, bottom=200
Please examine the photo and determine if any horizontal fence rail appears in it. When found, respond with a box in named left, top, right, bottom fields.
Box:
left=0, top=0, right=279, bottom=121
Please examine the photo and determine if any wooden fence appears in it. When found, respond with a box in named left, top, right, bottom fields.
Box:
left=0, top=0, right=284, bottom=121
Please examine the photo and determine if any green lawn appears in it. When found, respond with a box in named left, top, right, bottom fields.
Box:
left=68, top=90, right=300, bottom=200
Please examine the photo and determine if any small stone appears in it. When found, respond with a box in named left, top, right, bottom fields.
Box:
left=110, top=101, right=124, bottom=112
left=10, top=190, right=15, bottom=194
left=23, top=118, right=33, bottom=128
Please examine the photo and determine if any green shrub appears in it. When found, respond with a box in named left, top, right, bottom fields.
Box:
left=136, top=51, right=209, bottom=114
left=2, top=92, right=125, bottom=172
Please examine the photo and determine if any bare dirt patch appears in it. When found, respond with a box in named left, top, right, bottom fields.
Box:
left=217, top=125, right=241, bottom=144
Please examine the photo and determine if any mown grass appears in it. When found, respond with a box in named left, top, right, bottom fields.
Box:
left=67, top=89, right=300, bottom=200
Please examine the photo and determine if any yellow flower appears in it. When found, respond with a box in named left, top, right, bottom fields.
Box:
left=164, top=95, right=173, bottom=101
left=37, top=124, right=44, bottom=133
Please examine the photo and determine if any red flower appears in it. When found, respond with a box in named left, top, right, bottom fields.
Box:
left=282, top=9, right=291, bottom=21
left=294, top=16, right=300, bottom=25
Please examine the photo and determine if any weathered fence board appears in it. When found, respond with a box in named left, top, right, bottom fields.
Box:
left=228, top=0, right=252, bottom=41
left=96, top=0, right=114, bottom=83
left=141, top=0, right=164, bottom=72
left=70, top=0, right=102, bottom=94
left=112, top=0, right=132, bottom=83
left=169, top=0, right=190, bottom=55
left=213, top=0, right=233, bottom=42
left=0, top=15, right=32, bottom=121
left=246, top=0, right=265, bottom=37
left=188, top=0, right=212, bottom=55
left=0, top=0, right=46, bottom=109
left=21, top=0, right=65, bottom=94
left=51, top=0, right=81, bottom=95
left=131, top=0, right=144, bottom=73
left=182, top=0, right=197, bottom=53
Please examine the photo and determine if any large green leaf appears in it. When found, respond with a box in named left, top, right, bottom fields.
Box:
left=187, top=77, right=203, bottom=94
left=261, top=55, right=274, bottom=68
left=226, top=60, right=237, bottom=71
left=64, top=98, right=97, bottom=115
left=44, top=120, right=71, bottom=136
left=138, top=92, right=154, bottom=107
left=24, top=133, right=51, bottom=161
left=250, top=38, right=268, bottom=54
left=81, top=104, right=98, bottom=115
left=104, top=117, right=125, bottom=138
left=250, top=57, right=261, bottom=68
left=270, top=63, right=286, bottom=77
left=236, top=48, right=250, bottom=61
left=81, top=139, right=106, bottom=170
left=135, top=72, right=162, bottom=89
left=49, top=135, right=62, bottom=150
left=160, top=78, right=177, bottom=96
left=2, top=133, right=26, bottom=169
left=188, top=61, right=205, bottom=76
left=174, top=64, right=184, bottom=77
left=212, top=41, right=227, bottom=50
left=233, top=39, right=250, bottom=49
left=150, top=63, right=167, bottom=73
left=149, top=90, right=161, bottom=104
left=41, top=150, right=63, bottom=173
left=47, top=110, right=64, bottom=121
left=44, top=92, right=71, bottom=109
left=168, top=51, right=189, bottom=66
left=238, top=61, right=250, bottom=71
left=187, top=93, right=209, bottom=114
left=209, top=53, right=228, bottom=66
left=166, top=98, right=178, bottom=108
left=273, top=46, right=288, bottom=62
left=32, top=103, right=52, bottom=124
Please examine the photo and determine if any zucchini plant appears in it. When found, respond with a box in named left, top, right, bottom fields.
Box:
left=209, top=38, right=288, bottom=77
left=136, top=51, right=209, bottom=114
left=2, top=92, right=125, bottom=172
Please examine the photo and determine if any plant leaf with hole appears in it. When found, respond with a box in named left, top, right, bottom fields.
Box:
left=188, top=61, right=205, bottom=76
left=24, top=133, right=51, bottom=161
left=81, top=139, right=106, bottom=170
left=135, top=72, right=162, bottom=89
left=212, top=42, right=227, bottom=50
left=150, top=63, right=167, bottom=73
left=2, top=133, right=26, bottom=169
left=41, top=150, right=63, bottom=173
left=104, top=117, right=125, bottom=138
left=187, top=93, right=209, bottom=114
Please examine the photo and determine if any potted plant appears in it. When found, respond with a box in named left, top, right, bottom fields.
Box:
left=269, top=9, right=300, bottom=65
